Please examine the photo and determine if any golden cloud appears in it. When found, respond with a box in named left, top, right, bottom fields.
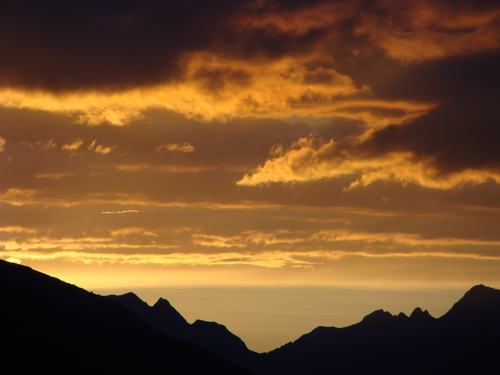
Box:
left=62, top=138, right=85, bottom=151
left=156, top=142, right=195, bottom=153
left=237, top=133, right=500, bottom=189
left=2, top=244, right=499, bottom=272
left=0, top=51, right=432, bottom=130
left=0, top=249, right=317, bottom=268
left=35, top=172, right=78, bottom=179
left=88, top=140, right=117, bottom=154
left=20, top=138, right=58, bottom=150
left=101, top=210, right=140, bottom=215
left=0, top=226, right=37, bottom=234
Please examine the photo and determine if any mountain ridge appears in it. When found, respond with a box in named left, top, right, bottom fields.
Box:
left=0, top=259, right=254, bottom=375
left=107, top=283, right=500, bottom=374
left=2, top=259, right=499, bottom=374
left=107, top=290, right=259, bottom=369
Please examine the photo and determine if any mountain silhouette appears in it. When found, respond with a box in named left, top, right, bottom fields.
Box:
left=2, top=258, right=500, bottom=375
left=107, top=292, right=259, bottom=368
left=0, top=259, right=253, bottom=375
left=260, top=284, right=500, bottom=375
left=107, top=292, right=190, bottom=337
left=442, top=284, right=500, bottom=321
left=108, top=285, right=500, bottom=375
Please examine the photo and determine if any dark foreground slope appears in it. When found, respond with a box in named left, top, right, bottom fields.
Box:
left=260, top=285, right=500, bottom=375
left=0, top=260, right=253, bottom=375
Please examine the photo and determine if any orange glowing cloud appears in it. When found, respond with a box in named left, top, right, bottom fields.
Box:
left=238, top=132, right=500, bottom=189
left=156, top=143, right=195, bottom=153
left=0, top=54, right=372, bottom=123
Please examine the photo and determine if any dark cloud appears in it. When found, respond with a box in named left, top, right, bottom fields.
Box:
left=2, top=0, right=498, bottom=95
left=353, top=50, right=500, bottom=102
left=359, top=50, right=500, bottom=175
left=0, top=0, right=342, bottom=92
left=0, top=0, right=246, bottom=91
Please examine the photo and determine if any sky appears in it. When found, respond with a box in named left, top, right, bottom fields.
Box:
left=1, top=0, right=500, bottom=352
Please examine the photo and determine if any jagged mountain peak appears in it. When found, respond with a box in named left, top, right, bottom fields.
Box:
left=108, top=291, right=146, bottom=306
left=410, top=307, right=434, bottom=320
left=107, top=292, right=189, bottom=332
left=106, top=292, right=152, bottom=319
left=396, top=312, right=408, bottom=319
left=463, top=284, right=499, bottom=300
left=443, top=284, right=500, bottom=320
left=361, top=309, right=394, bottom=324
left=151, top=297, right=188, bottom=326
left=153, top=297, right=174, bottom=309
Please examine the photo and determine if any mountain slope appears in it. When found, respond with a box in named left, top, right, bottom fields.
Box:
left=261, top=285, right=500, bottom=375
left=0, top=259, right=253, bottom=375
left=3, top=258, right=499, bottom=375
left=107, top=292, right=190, bottom=337
left=107, top=292, right=259, bottom=368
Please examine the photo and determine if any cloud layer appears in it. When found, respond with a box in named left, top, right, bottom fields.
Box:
left=0, top=0, right=499, bottom=290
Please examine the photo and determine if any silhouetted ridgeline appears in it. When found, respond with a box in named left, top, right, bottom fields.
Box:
left=0, top=260, right=253, bottom=375
left=107, top=292, right=260, bottom=368
left=2, top=259, right=500, bottom=375
left=109, top=284, right=500, bottom=375
left=259, top=284, right=500, bottom=374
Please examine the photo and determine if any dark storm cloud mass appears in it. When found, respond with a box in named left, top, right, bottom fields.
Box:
left=0, top=0, right=340, bottom=91
left=0, top=0, right=246, bottom=91
left=357, top=50, right=500, bottom=175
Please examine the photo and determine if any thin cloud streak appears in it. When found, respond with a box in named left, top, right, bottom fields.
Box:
left=2, top=248, right=500, bottom=272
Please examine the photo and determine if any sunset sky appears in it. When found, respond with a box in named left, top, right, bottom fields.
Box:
left=1, top=0, right=499, bottom=352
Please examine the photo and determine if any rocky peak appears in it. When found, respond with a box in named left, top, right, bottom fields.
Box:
left=410, top=307, right=433, bottom=318
left=361, top=309, right=394, bottom=324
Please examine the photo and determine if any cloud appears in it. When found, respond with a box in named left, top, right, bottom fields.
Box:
left=1, top=0, right=499, bottom=288
left=156, top=143, right=195, bottom=153
left=238, top=130, right=500, bottom=189
left=0, top=56, right=375, bottom=123
left=0, top=249, right=321, bottom=268
left=61, top=139, right=85, bottom=151
left=35, top=173, right=78, bottom=180
left=1, top=0, right=497, bottom=124
left=88, top=140, right=117, bottom=154
left=20, top=138, right=57, bottom=149
left=101, top=210, right=140, bottom=215
left=357, top=0, right=500, bottom=62
left=0, top=0, right=246, bottom=92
